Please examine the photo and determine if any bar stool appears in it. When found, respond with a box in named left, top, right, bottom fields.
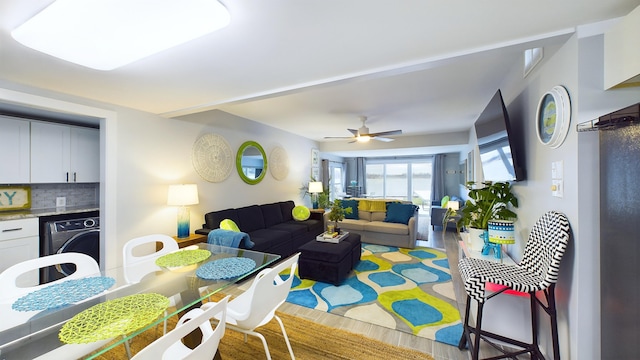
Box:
left=458, top=211, right=571, bottom=360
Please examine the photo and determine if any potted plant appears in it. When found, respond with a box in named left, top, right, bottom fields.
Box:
left=327, top=199, right=352, bottom=234
left=457, top=181, right=518, bottom=251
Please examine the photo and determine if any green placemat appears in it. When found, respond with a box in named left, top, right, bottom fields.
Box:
left=59, top=293, right=170, bottom=344
left=155, top=249, right=211, bottom=267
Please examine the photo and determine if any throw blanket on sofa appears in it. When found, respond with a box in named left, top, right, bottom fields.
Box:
left=207, top=229, right=255, bottom=249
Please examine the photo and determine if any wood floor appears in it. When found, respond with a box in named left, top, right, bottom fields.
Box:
left=226, top=227, right=470, bottom=360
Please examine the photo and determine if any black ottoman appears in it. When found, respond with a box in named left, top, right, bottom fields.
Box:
left=298, top=232, right=361, bottom=285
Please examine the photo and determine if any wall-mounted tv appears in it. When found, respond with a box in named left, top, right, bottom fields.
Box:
left=474, top=89, right=525, bottom=182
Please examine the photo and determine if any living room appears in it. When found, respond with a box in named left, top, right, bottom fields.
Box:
left=1, top=2, right=640, bottom=359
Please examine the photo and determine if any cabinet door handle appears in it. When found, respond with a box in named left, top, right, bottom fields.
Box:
left=2, top=228, right=23, bottom=232
left=66, top=172, right=69, bottom=182
left=74, top=172, right=77, bottom=182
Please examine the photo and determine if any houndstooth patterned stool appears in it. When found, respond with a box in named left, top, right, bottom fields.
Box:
left=458, top=211, right=570, bottom=360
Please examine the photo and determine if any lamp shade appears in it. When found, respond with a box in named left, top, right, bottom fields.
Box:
left=446, top=200, right=460, bottom=211
left=308, top=182, right=323, bottom=194
left=167, top=184, right=199, bottom=206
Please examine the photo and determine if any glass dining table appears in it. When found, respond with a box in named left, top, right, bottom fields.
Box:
left=0, top=243, right=280, bottom=359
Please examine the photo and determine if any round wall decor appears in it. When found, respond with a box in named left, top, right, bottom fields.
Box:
left=269, top=146, right=289, bottom=181
left=536, top=85, right=571, bottom=148
left=192, top=133, right=234, bottom=183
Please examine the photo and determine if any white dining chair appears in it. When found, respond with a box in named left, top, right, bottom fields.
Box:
left=122, top=234, right=179, bottom=283
left=130, top=296, right=229, bottom=360
left=0, top=252, right=100, bottom=303
left=123, top=234, right=180, bottom=337
left=208, top=253, right=299, bottom=360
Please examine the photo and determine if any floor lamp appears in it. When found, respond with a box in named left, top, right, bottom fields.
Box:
left=167, top=184, right=199, bottom=238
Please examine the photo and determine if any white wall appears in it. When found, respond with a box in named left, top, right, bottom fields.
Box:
left=496, top=30, right=640, bottom=359
left=0, top=81, right=318, bottom=271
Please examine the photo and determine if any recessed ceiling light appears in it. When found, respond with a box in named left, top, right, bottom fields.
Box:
left=11, top=0, right=231, bottom=71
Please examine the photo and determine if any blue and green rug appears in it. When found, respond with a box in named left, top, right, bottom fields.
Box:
left=286, top=243, right=463, bottom=346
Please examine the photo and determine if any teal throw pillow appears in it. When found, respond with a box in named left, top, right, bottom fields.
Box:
left=341, top=199, right=358, bottom=219
left=384, top=203, right=416, bottom=225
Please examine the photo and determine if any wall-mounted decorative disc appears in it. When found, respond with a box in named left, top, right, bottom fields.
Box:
left=192, top=133, right=233, bottom=183
left=536, top=85, right=571, bottom=148
left=269, top=146, right=289, bottom=181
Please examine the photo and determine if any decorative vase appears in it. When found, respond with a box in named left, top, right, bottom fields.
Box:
left=468, top=227, right=487, bottom=252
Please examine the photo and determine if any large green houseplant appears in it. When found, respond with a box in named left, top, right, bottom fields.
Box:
left=457, top=181, right=518, bottom=231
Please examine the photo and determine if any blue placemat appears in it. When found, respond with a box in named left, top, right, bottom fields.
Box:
left=196, top=257, right=256, bottom=280
left=12, top=276, right=116, bottom=312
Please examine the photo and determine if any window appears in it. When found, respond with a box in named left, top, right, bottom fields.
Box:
left=365, top=157, right=432, bottom=206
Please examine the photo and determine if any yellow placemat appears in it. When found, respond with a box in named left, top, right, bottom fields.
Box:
left=59, top=293, right=170, bottom=344
left=155, top=249, right=211, bottom=267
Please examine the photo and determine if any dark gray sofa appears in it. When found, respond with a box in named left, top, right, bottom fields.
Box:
left=195, top=200, right=324, bottom=258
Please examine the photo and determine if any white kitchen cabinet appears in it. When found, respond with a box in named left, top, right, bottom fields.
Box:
left=0, top=116, right=30, bottom=184
left=30, top=122, right=99, bottom=183
left=0, top=218, right=39, bottom=287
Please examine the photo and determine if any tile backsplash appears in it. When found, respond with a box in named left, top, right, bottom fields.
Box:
left=29, top=183, right=99, bottom=209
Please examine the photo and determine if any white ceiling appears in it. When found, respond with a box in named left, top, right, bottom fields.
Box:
left=1, top=0, right=638, bottom=156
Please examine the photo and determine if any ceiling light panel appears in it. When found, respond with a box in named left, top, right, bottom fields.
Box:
left=11, top=0, right=230, bottom=71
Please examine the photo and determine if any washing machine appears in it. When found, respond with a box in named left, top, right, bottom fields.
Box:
left=41, top=216, right=100, bottom=283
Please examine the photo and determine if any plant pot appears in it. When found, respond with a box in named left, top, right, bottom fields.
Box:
left=468, top=227, right=487, bottom=252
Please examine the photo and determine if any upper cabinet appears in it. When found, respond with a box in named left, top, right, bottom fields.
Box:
left=0, top=116, right=31, bottom=184
left=30, top=122, right=99, bottom=183
left=604, top=5, right=640, bottom=89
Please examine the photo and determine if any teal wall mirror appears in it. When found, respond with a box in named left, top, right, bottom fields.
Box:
left=236, top=141, right=267, bottom=184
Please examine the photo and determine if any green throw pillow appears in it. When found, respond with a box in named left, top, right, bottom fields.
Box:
left=292, top=205, right=310, bottom=221
left=440, top=195, right=450, bottom=208
left=220, top=219, right=240, bottom=232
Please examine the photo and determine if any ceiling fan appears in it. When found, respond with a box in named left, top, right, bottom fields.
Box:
left=325, top=116, right=402, bottom=143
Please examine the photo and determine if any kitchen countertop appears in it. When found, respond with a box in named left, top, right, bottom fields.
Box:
left=0, top=205, right=100, bottom=221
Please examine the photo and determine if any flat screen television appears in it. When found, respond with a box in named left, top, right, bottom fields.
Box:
left=474, top=89, right=525, bottom=182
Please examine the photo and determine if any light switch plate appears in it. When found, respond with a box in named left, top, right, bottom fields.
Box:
left=56, top=197, right=66, bottom=207
left=552, top=180, right=563, bottom=198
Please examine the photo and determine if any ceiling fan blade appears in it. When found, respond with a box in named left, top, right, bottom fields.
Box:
left=373, top=137, right=395, bottom=142
left=348, top=128, right=358, bottom=136
left=324, top=136, right=354, bottom=139
left=369, top=129, right=402, bottom=137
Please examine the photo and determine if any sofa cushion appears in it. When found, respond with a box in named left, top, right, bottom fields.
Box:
left=261, top=203, right=284, bottom=227
left=336, top=219, right=367, bottom=231
left=204, top=208, right=239, bottom=230
left=358, top=210, right=372, bottom=222
left=371, top=211, right=386, bottom=222
left=237, top=205, right=266, bottom=232
left=292, top=205, right=310, bottom=221
left=340, top=199, right=358, bottom=219
left=384, top=203, right=416, bottom=225
left=220, top=219, right=240, bottom=232
left=364, top=221, right=409, bottom=235
left=279, top=201, right=296, bottom=222
left=245, top=228, right=291, bottom=252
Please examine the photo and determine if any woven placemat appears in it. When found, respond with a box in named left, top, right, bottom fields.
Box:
left=155, top=249, right=211, bottom=267
left=59, top=293, right=170, bottom=344
left=196, top=257, right=256, bottom=280
left=12, top=276, right=115, bottom=312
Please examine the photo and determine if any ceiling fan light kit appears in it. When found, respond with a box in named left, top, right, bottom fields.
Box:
left=11, top=0, right=231, bottom=71
left=326, top=116, right=402, bottom=143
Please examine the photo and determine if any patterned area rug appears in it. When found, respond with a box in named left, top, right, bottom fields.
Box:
left=287, top=243, right=463, bottom=346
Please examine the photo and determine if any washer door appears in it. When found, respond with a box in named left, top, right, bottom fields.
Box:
left=56, top=229, right=100, bottom=276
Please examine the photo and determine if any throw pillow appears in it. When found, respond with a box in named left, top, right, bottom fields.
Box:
left=220, top=219, right=240, bottom=232
left=440, top=195, right=450, bottom=208
left=292, top=205, right=310, bottom=221
left=384, top=203, right=416, bottom=225
left=341, top=199, right=359, bottom=219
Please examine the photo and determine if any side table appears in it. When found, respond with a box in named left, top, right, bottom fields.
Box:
left=156, top=234, right=207, bottom=251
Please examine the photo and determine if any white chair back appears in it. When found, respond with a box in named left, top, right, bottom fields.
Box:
left=131, top=296, right=229, bottom=360
left=122, top=234, right=178, bottom=284
left=0, top=252, right=100, bottom=302
left=232, top=253, right=299, bottom=329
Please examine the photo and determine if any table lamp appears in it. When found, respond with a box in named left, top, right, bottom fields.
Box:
left=308, top=181, right=323, bottom=209
left=167, top=184, right=199, bottom=238
left=487, top=220, right=515, bottom=261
